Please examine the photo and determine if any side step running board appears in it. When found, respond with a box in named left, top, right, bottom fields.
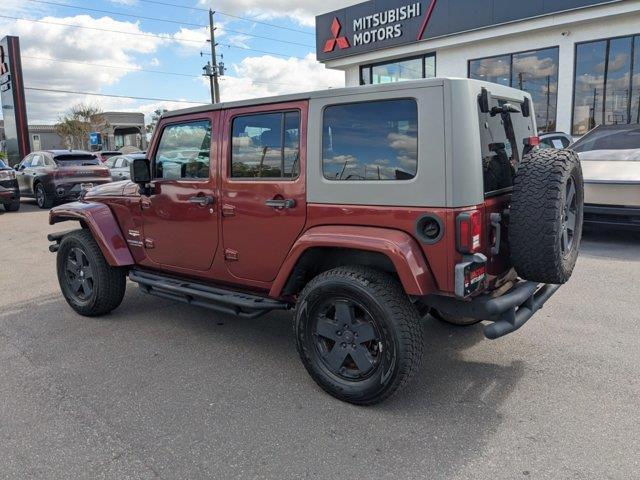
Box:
left=129, top=269, right=291, bottom=319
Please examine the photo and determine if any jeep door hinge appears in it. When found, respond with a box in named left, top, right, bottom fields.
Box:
left=224, top=248, right=239, bottom=261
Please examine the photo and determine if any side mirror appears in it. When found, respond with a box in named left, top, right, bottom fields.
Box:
left=130, top=158, right=151, bottom=184
left=14, top=164, right=22, bottom=171
left=130, top=158, right=151, bottom=195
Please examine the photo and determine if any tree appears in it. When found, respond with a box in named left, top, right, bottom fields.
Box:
left=54, top=103, right=110, bottom=150
left=146, top=108, right=168, bottom=134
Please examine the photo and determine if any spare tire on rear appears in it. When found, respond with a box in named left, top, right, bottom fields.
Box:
left=509, top=149, right=584, bottom=284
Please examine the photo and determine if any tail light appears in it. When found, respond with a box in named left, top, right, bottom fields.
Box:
left=525, top=136, right=540, bottom=147
left=456, top=210, right=482, bottom=254
left=0, top=170, right=16, bottom=180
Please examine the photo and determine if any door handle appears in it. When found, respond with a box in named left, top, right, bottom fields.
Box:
left=188, top=195, right=215, bottom=206
left=265, top=198, right=296, bottom=209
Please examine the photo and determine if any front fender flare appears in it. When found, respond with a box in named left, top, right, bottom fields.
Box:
left=49, top=201, right=134, bottom=266
left=270, top=225, right=436, bottom=297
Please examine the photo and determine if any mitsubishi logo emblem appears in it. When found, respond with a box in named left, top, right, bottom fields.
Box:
left=323, top=17, right=350, bottom=53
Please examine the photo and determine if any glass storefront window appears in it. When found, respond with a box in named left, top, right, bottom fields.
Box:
left=573, top=41, right=606, bottom=135
left=360, top=54, right=436, bottom=85
left=573, top=35, right=640, bottom=136
left=512, top=48, right=559, bottom=132
left=469, top=55, right=511, bottom=86
left=371, top=57, right=423, bottom=84
left=632, top=37, right=640, bottom=124
left=469, top=48, right=559, bottom=132
left=605, top=37, right=633, bottom=125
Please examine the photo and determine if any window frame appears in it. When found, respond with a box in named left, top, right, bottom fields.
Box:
left=228, top=108, right=302, bottom=181
left=151, top=118, right=213, bottom=181
left=320, top=97, right=419, bottom=183
left=571, top=33, right=640, bottom=136
left=359, top=53, right=436, bottom=85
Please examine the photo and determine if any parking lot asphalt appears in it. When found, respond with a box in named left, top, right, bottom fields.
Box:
left=1, top=200, right=639, bottom=480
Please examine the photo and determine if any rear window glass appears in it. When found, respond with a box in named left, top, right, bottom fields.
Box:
left=478, top=94, right=533, bottom=194
left=322, top=99, right=418, bottom=181
left=54, top=154, right=99, bottom=165
left=571, top=125, right=640, bottom=155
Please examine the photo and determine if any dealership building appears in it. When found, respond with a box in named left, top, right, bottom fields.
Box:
left=316, top=0, right=640, bottom=136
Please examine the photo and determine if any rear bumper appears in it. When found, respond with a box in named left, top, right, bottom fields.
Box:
left=424, top=281, right=560, bottom=339
left=48, top=179, right=111, bottom=200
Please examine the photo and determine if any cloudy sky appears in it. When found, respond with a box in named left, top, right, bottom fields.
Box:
left=0, top=0, right=353, bottom=124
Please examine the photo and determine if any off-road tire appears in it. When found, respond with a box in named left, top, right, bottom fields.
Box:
left=431, top=309, right=482, bottom=326
left=294, top=266, right=424, bottom=405
left=57, top=229, right=126, bottom=316
left=3, top=198, right=20, bottom=211
left=35, top=182, right=54, bottom=209
left=509, top=149, right=583, bottom=284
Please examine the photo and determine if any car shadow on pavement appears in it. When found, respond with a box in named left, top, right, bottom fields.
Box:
left=580, top=227, right=640, bottom=261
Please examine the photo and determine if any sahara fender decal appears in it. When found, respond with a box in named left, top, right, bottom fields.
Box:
left=49, top=201, right=134, bottom=267
left=269, top=225, right=437, bottom=297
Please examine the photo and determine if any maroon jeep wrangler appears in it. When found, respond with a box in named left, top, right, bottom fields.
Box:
left=49, top=79, right=583, bottom=405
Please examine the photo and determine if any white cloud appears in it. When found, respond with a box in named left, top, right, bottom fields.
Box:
left=218, top=53, right=344, bottom=101
left=197, top=0, right=361, bottom=27
left=149, top=57, right=161, bottom=67
left=0, top=15, right=166, bottom=123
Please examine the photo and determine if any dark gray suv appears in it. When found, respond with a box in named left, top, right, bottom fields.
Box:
left=15, top=150, right=112, bottom=208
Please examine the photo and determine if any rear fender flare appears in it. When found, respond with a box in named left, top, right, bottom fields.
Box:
left=49, top=201, right=134, bottom=266
left=270, top=225, right=436, bottom=297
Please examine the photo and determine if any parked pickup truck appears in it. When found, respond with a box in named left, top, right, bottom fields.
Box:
left=48, top=78, right=584, bottom=405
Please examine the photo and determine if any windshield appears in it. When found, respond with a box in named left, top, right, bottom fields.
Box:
left=54, top=154, right=100, bottom=166
left=571, top=125, right=640, bottom=160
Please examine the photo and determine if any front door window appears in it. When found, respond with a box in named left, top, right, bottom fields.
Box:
left=140, top=117, right=218, bottom=272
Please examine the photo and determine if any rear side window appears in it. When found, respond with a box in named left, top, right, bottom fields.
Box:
left=322, top=99, right=418, bottom=181
left=154, top=120, right=211, bottom=180
left=231, top=111, right=300, bottom=178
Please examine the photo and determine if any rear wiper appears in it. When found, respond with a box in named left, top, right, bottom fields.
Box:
left=491, top=103, right=521, bottom=117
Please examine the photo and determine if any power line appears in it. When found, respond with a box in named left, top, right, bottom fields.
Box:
left=23, top=55, right=198, bottom=78
left=25, top=0, right=314, bottom=47
left=0, top=14, right=204, bottom=44
left=25, top=86, right=207, bottom=104
left=0, top=15, right=306, bottom=59
left=132, top=0, right=314, bottom=35
left=22, top=56, right=331, bottom=87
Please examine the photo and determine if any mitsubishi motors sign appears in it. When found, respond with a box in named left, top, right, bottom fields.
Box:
left=316, top=0, right=621, bottom=62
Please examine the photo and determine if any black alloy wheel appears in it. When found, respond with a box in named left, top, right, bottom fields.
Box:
left=65, top=247, right=95, bottom=302
left=311, top=297, right=382, bottom=381
left=294, top=266, right=424, bottom=405
left=56, top=229, right=126, bottom=316
left=560, top=176, right=578, bottom=257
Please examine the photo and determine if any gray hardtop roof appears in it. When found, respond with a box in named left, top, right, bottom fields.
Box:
left=162, top=77, right=528, bottom=119
left=162, top=77, right=454, bottom=119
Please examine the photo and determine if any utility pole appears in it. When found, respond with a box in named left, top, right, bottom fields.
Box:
left=545, top=75, right=550, bottom=131
left=209, top=8, right=220, bottom=103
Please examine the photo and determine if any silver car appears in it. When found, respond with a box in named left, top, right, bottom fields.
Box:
left=104, top=153, right=146, bottom=181
left=571, top=124, right=640, bottom=229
